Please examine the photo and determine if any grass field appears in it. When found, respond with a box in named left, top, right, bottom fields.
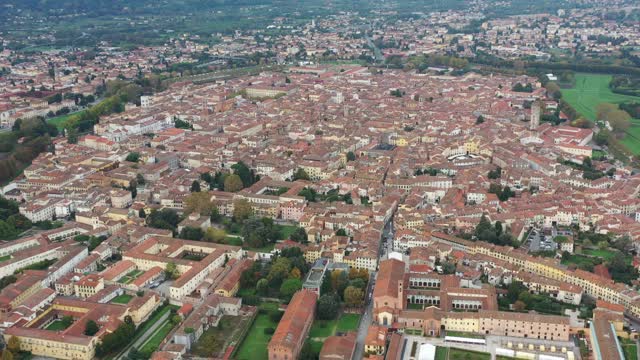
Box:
left=309, top=314, right=361, bottom=338
left=434, top=347, right=491, bottom=360
left=446, top=331, right=485, bottom=339
left=45, top=320, right=70, bottom=331
left=561, top=253, right=602, bottom=269
left=561, top=73, right=640, bottom=121
left=0, top=255, right=11, bottom=262
left=580, top=248, right=631, bottom=265
left=621, top=119, right=640, bottom=155
left=47, top=111, right=85, bottom=130
left=235, top=310, right=278, bottom=360
left=306, top=314, right=361, bottom=356
left=277, top=225, right=298, bottom=240
left=118, top=269, right=145, bottom=284
left=619, top=338, right=638, bottom=360
left=140, top=321, right=174, bottom=354
left=111, top=294, right=133, bottom=304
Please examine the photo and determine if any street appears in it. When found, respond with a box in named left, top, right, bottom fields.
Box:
left=352, top=219, right=393, bottom=359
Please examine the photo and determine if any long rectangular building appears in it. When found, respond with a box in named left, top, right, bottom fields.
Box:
left=268, top=289, right=317, bottom=360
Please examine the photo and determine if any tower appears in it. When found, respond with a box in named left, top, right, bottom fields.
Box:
left=530, top=101, right=541, bottom=130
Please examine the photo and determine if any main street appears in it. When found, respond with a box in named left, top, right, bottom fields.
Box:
left=352, top=219, right=394, bottom=359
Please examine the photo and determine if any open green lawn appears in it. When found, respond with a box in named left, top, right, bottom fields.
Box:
left=435, top=347, right=449, bottom=360
left=561, top=253, right=600, bottom=268
left=446, top=331, right=485, bottom=339
left=47, top=113, right=74, bottom=129
left=111, top=294, right=133, bottom=304
left=45, top=320, right=70, bottom=331
left=309, top=314, right=361, bottom=338
left=235, top=311, right=278, bottom=360
left=277, top=225, right=298, bottom=240
left=130, top=305, right=178, bottom=345
left=309, top=319, right=338, bottom=338
left=336, top=314, right=360, bottom=332
left=140, top=321, right=174, bottom=354
left=561, top=73, right=640, bottom=121
left=118, top=270, right=145, bottom=284
left=620, top=338, right=638, bottom=360
left=448, top=348, right=491, bottom=360
left=580, top=248, right=631, bottom=265
left=622, top=123, right=640, bottom=155
left=561, top=73, right=640, bottom=155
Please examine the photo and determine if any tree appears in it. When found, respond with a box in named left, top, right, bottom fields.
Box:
left=317, top=293, right=339, bottom=320
left=67, top=128, right=79, bottom=144
left=298, top=187, right=317, bottom=202
left=84, top=320, right=99, bottom=336
left=293, top=168, right=311, bottom=181
left=242, top=217, right=278, bottom=248
left=256, top=278, right=268, bottom=295
left=330, top=271, right=349, bottom=298
left=344, top=286, right=364, bottom=307
left=125, top=152, right=140, bottom=163
left=290, top=267, right=302, bottom=279
left=231, top=161, right=256, bottom=187
left=146, top=208, right=180, bottom=231
left=224, top=174, right=244, bottom=192
left=476, top=115, right=485, bottom=124
left=6, top=336, right=19, bottom=353
left=184, top=192, right=215, bottom=216
left=290, top=227, right=308, bottom=243
left=138, top=208, right=146, bottom=218
left=346, top=151, right=356, bottom=161
left=233, top=199, right=252, bottom=222
left=545, top=82, right=562, bottom=100
left=179, top=226, right=204, bottom=241
left=1, top=351, right=14, bottom=360
left=513, top=300, right=527, bottom=311
left=612, top=235, right=631, bottom=252
left=165, top=262, right=179, bottom=280
left=299, top=341, right=318, bottom=360
left=190, top=180, right=201, bottom=193
left=280, top=278, right=302, bottom=302
left=268, top=257, right=292, bottom=287
left=204, top=227, right=226, bottom=243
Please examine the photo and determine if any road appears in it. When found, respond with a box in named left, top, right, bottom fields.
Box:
left=116, top=309, right=171, bottom=360
left=352, top=219, right=393, bottom=359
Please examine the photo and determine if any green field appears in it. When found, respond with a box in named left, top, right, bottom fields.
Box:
left=446, top=331, right=485, bottom=339
left=277, top=225, right=298, bottom=240
left=620, top=338, right=638, bottom=360
left=561, top=73, right=640, bottom=121
left=0, top=255, right=11, bottom=262
left=111, top=294, right=133, bottom=304
left=45, top=320, right=70, bottom=331
left=621, top=119, right=640, bottom=155
left=139, top=321, right=174, bottom=354
left=47, top=111, right=85, bottom=130
left=582, top=248, right=631, bottom=263
left=435, top=347, right=491, bottom=360
left=118, top=270, right=145, bottom=284
left=235, top=310, right=278, bottom=360
left=309, top=314, right=361, bottom=338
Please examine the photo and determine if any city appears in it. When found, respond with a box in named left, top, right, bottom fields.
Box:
left=0, top=1, right=640, bottom=360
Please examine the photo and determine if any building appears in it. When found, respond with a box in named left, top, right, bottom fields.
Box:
left=303, top=259, right=329, bottom=295
left=268, top=290, right=317, bottom=360
left=319, top=332, right=356, bottom=360
left=373, top=259, right=405, bottom=325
